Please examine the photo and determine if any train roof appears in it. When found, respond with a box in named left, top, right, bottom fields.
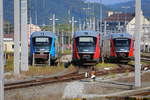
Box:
left=74, top=30, right=99, bottom=38
left=30, top=31, right=56, bottom=38
left=111, top=33, right=132, bottom=39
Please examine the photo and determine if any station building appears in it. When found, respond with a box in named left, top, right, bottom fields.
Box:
left=104, top=11, right=134, bottom=33
left=126, top=11, right=150, bottom=51
left=104, top=11, right=150, bottom=52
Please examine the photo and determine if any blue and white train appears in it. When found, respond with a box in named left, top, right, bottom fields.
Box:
left=29, top=31, right=57, bottom=65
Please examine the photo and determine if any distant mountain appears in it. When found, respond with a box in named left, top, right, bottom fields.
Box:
left=109, top=0, right=150, bottom=18
left=4, top=0, right=109, bottom=25
left=5, top=0, right=150, bottom=26
left=84, top=0, right=132, bottom=5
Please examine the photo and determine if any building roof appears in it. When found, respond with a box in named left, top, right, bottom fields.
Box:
left=104, top=13, right=134, bottom=22
left=74, top=30, right=99, bottom=38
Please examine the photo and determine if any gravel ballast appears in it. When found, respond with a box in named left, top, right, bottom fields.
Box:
left=63, top=81, right=84, bottom=99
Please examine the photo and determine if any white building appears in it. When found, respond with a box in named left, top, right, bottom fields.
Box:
left=3, top=34, right=14, bottom=52
left=126, top=12, right=150, bottom=51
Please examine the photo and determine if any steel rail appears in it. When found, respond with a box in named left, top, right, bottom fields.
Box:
left=5, top=64, right=150, bottom=90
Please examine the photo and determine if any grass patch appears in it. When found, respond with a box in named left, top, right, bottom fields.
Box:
left=96, top=62, right=117, bottom=69
left=141, top=52, right=150, bottom=56
left=5, top=55, right=14, bottom=72
left=63, top=49, right=71, bottom=55
left=5, top=55, right=77, bottom=79
left=128, top=60, right=150, bottom=65
left=22, top=65, right=64, bottom=77
left=22, top=64, right=77, bottom=77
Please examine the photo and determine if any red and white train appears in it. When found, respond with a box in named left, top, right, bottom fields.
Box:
left=72, top=30, right=102, bottom=65
left=102, top=33, right=134, bottom=63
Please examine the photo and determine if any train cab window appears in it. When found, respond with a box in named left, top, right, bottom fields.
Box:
left=32, top=37, right=52, bottom=51
left=114, top=39, right=130, bottom=47
left=77, top=37, right=96, bottom=46
left=33, top=37, right=52, bottom=45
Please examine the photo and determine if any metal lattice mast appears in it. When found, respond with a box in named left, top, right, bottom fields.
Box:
left=79, top=19, right=82, bottom=31
left=100, top=0, right=102, bottom=33
left=93, top=17, right=96, bottom=31
left=71, top=16, right=75, bottom=38
left=135, top=0, right=142, bottom=87
left=61, top=30, right=64, bottom=53
left=49, top=14, right=59, bottom=34
left=149, top=24, right=150, bottom=52
left=0, top=0, right=4, bottom=99
left=70, top=17, right=77, bottom=38
left=53, top=14, right=56, bottom=33
left=14, top=0, right=21, bottom=75
left=21, top=0, right=29, bottom=71
left=69, top=17, right=77, bottom=38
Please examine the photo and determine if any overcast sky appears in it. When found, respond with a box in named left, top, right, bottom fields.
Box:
left=85, top=0, right=132, bottom=5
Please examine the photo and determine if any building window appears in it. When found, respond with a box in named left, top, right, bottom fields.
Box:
left=12, top=45, right=14, bottom=49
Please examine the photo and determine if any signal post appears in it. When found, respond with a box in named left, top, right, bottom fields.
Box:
left=0, top=0, right=4, bottom=99
left=135, top=0, right=142, bottom=87
left=20, top=0, right=29, bottom=71
left=14, top=0, right=29, bottom=73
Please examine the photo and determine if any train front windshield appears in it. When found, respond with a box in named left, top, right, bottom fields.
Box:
left=76, top=36, right=96, bottom=53
left=114, top=39, right=130, bottom=47
left=77, top=37, right=96, bottom=46
left=33, top=37, right=52, bottom=52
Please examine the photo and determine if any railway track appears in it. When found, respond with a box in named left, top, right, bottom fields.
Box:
left=5, top=70, right=79, bottom=90
left=134, top=91, right=150, bottom=97
left=5, top=64, right=150, bottom=90
left=141, top=53, right=150, bottom=61
left=141, top=57, right=150, bottom=62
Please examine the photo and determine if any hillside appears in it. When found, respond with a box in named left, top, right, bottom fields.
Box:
left=109, top=0, right=150, bottom=18
left=4, top=0, right=109, bottom=25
